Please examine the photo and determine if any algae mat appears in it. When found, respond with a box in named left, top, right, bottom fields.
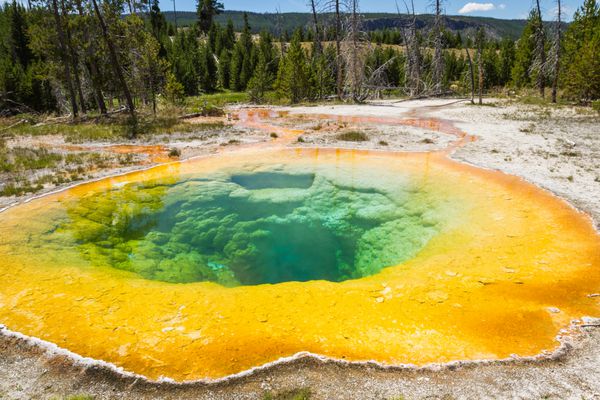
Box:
left=0, top=147, right=599, bottom=381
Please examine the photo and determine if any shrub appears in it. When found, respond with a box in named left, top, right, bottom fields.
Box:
left=336, top=131, right=369, bottom=142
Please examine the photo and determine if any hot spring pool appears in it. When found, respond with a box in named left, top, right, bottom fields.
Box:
left=0, top=148, right=599, bottom=380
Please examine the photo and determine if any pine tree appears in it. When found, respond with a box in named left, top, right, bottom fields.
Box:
left=149, top=0, right=167, bottom=41
left=512, top=10, right=536, bottom=88
left=197, top=0, right=223, bottom=34
left=218, top=48, right=231, bottom=89
left=277, top=30, right=309, bottom=103
left=229, top=13, right=254, bottom=91
left=562, top=0, right=600, bottom=102
left=498, top=38, right=515, bottom=86
left=199, top=42, right=217, bottom=92
left=247, top=52, right=272, bottom=103
left=165, top=71, right=185, bottom=104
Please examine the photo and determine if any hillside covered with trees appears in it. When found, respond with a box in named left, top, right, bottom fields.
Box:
left=165, top=10, right=532, bottom=40
left=0, top=0, right=599, bottom=121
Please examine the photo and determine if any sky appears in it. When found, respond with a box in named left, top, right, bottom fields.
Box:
left=159, top=0, right=584, bottom=20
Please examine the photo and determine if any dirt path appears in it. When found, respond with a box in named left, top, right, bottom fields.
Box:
left=1, top=98, right=599, bottom=399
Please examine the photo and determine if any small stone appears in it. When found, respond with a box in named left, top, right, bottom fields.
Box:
left=547, top=307, right=561, bottom=313
left=445, top=270, right=457, bottom=277
left=427, top=290, right=449, bottom=303
left=258, top=315, right=269, bottom=322
left=375, top=297, right=385, bottom=303
left=588, top=293, right=600, bottom=298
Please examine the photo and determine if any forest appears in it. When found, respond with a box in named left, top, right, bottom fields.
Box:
left=0, top=0, right=599, bottom=122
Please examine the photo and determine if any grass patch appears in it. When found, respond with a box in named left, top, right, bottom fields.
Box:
left=0, top=114, right=226, bottom=143
left=336, top=131, right=369, bottom=142
left=0, top=146, right=63, bottom=172
left=263, top=388, right=311, bottom=400
left=186, top=91, right=249, bottom=111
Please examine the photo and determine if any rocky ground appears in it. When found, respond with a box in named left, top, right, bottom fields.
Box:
left=1, top=98, right=599, bottom=399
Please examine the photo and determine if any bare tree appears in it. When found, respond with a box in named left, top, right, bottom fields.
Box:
left=397, top=0, right=422, bottom=96
left=344, top=0, right=364, bottom=101
left=51, top=0, right=78, bottom=118
left=476, top=27, right=485, bottom=105
left=551, top=0, right=561, bottom=103
left=335, top=0, right=343, bottom=99
left=172, top=0, right=178, bottom=31
left=534, top=0, right=546, bottom=98
left=465, top=46, right=475, bottom=104
left=91, top=0, right=136, bottom=125
left=275, top=6, right=285, bottom=57
left=321, top=0, right=346, bottom=99
left=309, top=0, right=322, bottom=55
left=432, top=0, right=444, bottom=94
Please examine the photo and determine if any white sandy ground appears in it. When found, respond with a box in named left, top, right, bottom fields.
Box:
left=1, top=98, right=600, bottom=399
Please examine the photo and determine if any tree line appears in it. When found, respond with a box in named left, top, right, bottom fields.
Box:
left=0, top=0, right=598, bottom=121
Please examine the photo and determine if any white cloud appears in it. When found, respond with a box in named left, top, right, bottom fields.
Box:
left=458, top=2, right=497, bottom=14
left=498, top=3, right=506, bottom=9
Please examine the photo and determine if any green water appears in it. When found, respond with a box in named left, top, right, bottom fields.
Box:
left=49, top=164, right=443, bottom=286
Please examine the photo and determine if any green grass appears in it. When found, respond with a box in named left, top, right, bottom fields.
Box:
left=0, top=146, right=63, bottom=172
left=186, top=91, right=249, bottom=110
left=0, top=114, right=226, bottom=143
left=263, top=388, right=311, bottom=400
left=336, top=131, right=370, bottom=142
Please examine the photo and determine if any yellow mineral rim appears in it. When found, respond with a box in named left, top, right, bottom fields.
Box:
left=0, top=147, right=599, bottom=381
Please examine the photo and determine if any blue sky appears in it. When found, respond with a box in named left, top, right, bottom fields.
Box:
left=160, top=0, right=584, bottom=20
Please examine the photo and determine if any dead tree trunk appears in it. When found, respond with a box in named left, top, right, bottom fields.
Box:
left=172, top=0, right=178, bottom=30
left=91, top=0, right=136, bottom=126
left=432, top=0, right=444, bottom=94
left=276, top=7, right=285, bottom=58
left=348, top=0, right=363, bottom=101
left=309, top=0, right=322, bottom=55
left=465, top=47, right=475, bottom=104
left=535, top=0, right=546, bottom=98
left=551, top=0, right=561, bottom=103
left=476, top=28, right=484, bottom=105
left=403, top=0, right=421, bottom=96
left=51, top=0, right=78, bottom=118
left=335, top=0, right=343, bottom=99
